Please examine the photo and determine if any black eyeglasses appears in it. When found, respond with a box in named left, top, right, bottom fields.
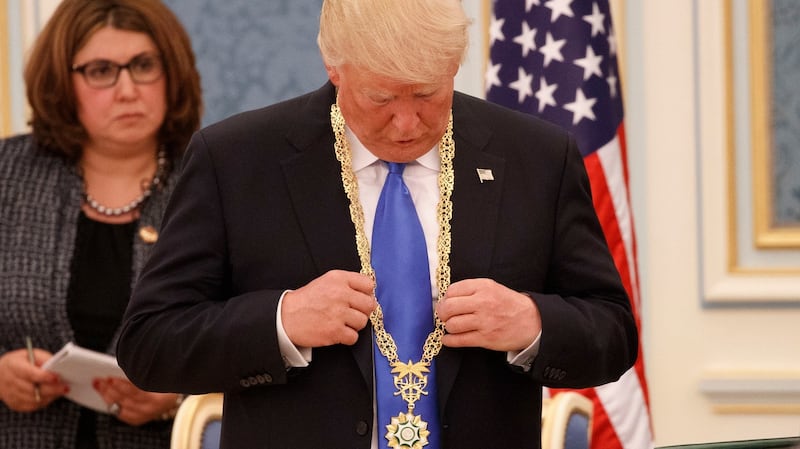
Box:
left=71, top=52, right=164, bottom=89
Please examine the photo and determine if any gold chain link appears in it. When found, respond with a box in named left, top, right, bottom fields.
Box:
left=330, top=100, right=454, bottom=380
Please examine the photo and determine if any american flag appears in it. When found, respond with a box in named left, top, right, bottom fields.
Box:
left=485, top=1, right=654, bottom=448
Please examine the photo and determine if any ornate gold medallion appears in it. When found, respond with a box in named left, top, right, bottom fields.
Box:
left=391, top=360, right=430, bottom=403
left=386, top=412, right=430, bottom=449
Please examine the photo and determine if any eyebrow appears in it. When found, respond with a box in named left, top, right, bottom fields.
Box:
left=72, top=51, right=159, bottom=67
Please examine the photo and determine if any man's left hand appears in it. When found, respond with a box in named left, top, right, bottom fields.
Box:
left=436, top=278, right=541, bottom=351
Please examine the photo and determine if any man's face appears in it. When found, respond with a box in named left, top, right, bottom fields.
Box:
left=328, top=64, right=456, bottom=162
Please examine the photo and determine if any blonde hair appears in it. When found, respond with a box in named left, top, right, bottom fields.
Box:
left=318, top=0, right=470, bottom=84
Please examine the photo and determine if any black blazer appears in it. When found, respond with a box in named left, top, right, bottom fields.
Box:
left=117, top=82, right=638, bottom=449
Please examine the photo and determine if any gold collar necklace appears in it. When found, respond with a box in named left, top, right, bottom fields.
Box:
left=330, top=101, right=455, bottom=448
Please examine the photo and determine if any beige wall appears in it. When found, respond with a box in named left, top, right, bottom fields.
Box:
left=632, top=0, right=800, bottom=446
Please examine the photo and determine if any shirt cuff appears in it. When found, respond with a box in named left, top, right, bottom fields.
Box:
left=507, top=330, right=542, bottom=372
left=276, top=290, right=311, bottom=368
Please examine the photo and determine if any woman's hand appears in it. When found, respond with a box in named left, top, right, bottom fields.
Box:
left=0, top=348, right=68, bottom=412
left=94, top=377, right=182, bottom=426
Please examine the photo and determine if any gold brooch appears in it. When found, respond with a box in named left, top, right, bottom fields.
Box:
left=138, top=225, right=158, bottom=244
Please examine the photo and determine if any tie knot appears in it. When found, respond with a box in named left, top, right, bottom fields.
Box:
left=386, top=161, right=406, bottom=175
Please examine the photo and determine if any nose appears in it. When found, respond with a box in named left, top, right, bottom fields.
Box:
left=391, top=100, right=421, bottom=134
left=114, top=68, right=138, bottom=97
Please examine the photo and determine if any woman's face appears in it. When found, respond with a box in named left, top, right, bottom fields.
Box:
left=72, top=27, right=167, bottom=153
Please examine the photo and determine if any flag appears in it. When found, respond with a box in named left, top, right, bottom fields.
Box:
left=485, top=1, right=653, bottom=448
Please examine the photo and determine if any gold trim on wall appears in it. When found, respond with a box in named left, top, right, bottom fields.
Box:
left=749, top=0, right=800, bottom=249
left=0, top=0, right=11, bottom=137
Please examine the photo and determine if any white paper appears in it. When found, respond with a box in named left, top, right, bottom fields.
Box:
left=41, top=342, right=128, bottom=413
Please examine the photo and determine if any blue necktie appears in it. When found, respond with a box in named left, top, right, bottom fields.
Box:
left=372, top=162, right=440, bottom=449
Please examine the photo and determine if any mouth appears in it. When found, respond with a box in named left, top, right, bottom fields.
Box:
left=116, top=112, right=144, bottom=121
left=394, top=137, right=419, bottom=146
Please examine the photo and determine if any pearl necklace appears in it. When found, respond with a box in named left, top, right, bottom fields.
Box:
left=82, top=149, right=166, bottom=217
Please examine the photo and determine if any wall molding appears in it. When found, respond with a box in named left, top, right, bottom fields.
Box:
left=699, top=371, right=800, bottom=414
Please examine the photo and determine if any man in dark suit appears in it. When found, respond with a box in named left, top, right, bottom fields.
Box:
left=117, top=0, right=638, bottom=448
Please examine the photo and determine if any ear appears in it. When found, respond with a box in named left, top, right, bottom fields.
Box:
left=325, top=64, right=340, bottom=86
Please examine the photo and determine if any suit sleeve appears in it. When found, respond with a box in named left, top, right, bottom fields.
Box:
left=117, top=131, right=289, bottom=394
left=527, top=134, right=638, bottom=389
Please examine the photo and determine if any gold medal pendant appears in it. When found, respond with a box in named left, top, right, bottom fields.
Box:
left=386, top=412, right=430, bottom=449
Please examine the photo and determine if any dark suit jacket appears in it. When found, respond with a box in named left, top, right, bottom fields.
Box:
left=117, top=82, right=638, bottom=449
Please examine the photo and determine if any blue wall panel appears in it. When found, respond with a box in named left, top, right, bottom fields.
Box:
left=163, top=0, right=327, bottom=126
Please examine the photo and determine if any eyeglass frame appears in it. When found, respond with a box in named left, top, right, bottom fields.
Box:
left=71, top=52, right=165, bottom=89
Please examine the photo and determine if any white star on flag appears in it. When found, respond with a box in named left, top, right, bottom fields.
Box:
left=489, top=15, right=506, bottom=45
left=526, top=0, right=542, bottom=13
left=539, top=32, right=566, bottom=67
left=563, top=88, right=596, bottom=124
left=607, top=28, right=617, bottom=56
left=535, top=77, right=558, bottom=113
left=583, top=2, right=606, bottom=37
left=544, top=0, right=574, bottom=22
left=573, top=45, right=603, bottom=80
left=485, top=61, right=503, bottom=93
left=509, top=67, right=534, bottom=104
left=606, top=68, right=618, bottom=98
left=513, top=21, right=538, bottom=57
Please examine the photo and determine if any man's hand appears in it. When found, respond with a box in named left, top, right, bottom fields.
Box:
left=282, top=270, right=376, bottom=347
left=436, top=278, right=541, bottom=351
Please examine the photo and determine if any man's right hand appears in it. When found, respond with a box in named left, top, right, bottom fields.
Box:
left=281, top=270, right=376, bottom=347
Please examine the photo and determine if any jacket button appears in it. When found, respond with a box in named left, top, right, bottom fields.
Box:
left=356, top=420, right=369, bottom=436
left=240, top=379, right=250, bottom=388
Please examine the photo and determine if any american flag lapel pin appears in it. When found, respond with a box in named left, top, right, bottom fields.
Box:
left=476, top=168, right=494, bottom=183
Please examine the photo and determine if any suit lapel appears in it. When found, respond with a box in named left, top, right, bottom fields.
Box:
left=437, top=95, right=506, bottom=411
left=281, top=83, right=375, bottom=388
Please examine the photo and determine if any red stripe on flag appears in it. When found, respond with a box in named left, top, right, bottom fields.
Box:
left=583, top=130, right=653, bottom=429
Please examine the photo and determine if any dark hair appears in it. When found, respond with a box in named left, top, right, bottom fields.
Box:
left=24, top=0, right=202, bottom=162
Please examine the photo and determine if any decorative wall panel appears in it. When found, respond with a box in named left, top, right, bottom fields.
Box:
left=163, top=0, right=327, bottom=126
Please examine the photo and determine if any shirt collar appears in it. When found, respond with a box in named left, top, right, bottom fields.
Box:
left=346, top=125, right=441, bottom=172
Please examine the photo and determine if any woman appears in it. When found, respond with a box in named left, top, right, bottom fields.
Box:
left=0, top=0, right=202, bottom=448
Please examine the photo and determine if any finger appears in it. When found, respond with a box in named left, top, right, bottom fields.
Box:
left=348, top=292, right=377, bottom=315
left=443, top=313, right=479, bottom=335
left=107, top=377, right=139, bottom=396
left=343, top=307, right=371, bottom=331
left=93, top=379, right=116, bottom=405
left=441, top=331, right=479, bottom=348
left=335, top=326, right=360, bottom=346
left=346, top=272, right=376, bottom=294
left=39, top=382, right=69, bottom=401
left=445, top=278, right=484, bottom=297
left=437, top=295, right=478, bottom=321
